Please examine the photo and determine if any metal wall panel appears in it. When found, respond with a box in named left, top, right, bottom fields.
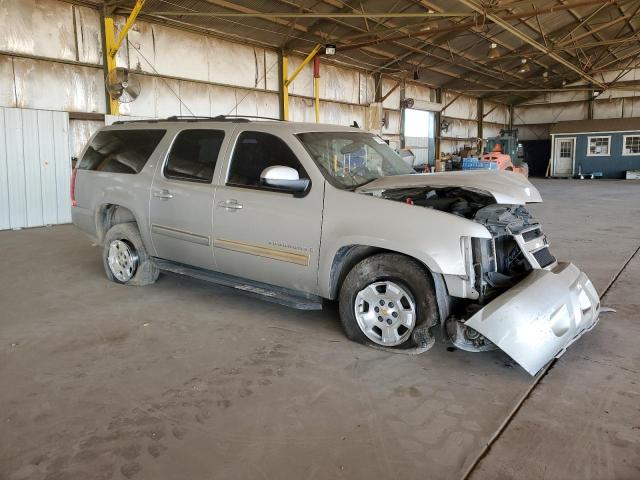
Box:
left=483, top=124, right=503, bottom=138
left=594, top=99, right=623, bottom=119
left=265, top=50, right=279, bottom=92
left=359, top=73, right=375, bottom=105
left=287, top=56, right=314, bottom=98
left=516, top=124, right=552, bottom=141
left=4, top=108, right=26, bottom=228
left=0, top=111, right=8, bottom=229
left=53, top=111, right=71, bottom=224
left=0, top=0, right=76, bottom=61
left=0, top=107, right=71, bottom=230
left=37, top=110, right=58, bottom=225
left=0, top=55, right=16, bottom=107
left=443, top=92, right=478, bottom=120
left=22, top=109, right=44, bottom=227
left=405, top=83, right=433, bottom=103
left=484, top=101, right=509, bottom=125
left=13, top=58, right=105, bottom=113
left=514, top=102, right=587, bottom=124
left=75, top=5, right=103, bottom=65
left=69, top=119, right=102, bottom=158
left=622, top=97, right=640, bottom=118
left=381, top=78, right=400, bottom=110
left=320, top=63, right=359, bottom=104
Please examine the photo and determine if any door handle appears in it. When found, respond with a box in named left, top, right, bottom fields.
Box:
left=217, top=199, right=243, bottom=210
left=153, top=189, right=173, bottom=200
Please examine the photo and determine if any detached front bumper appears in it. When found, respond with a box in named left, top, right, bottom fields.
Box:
left=465, top=262, right=600, bottom=375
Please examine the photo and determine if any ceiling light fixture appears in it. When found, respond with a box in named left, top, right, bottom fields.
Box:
left=518, top=58, right=530, bottom=73
left=487, top=43, right=500, bottom=59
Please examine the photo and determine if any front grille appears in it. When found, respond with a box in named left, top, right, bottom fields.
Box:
left=522, top=228, right=542, bottom=242
left=532, top=247, right=556, bottom=268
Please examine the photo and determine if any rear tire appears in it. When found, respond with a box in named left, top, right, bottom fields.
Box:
left=338, top=253, right=438, bottom=348
left=102, top=223, right=159, bottom=286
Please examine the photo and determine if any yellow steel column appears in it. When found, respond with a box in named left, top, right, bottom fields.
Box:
left=104, top=0, right=146, bottom=116
left=282, top=55, right=289, bottom=121
left=104, top=16, right=119, bottom=115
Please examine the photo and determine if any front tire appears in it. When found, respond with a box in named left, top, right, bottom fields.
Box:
left=338, top=253, right=438, bottom=349
left=102, top=223, right=159, bottom=286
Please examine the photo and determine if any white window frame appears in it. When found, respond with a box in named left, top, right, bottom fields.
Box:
left=586, top=135, right=611, bottom=156
left=622, top=134, right=640, bottom=156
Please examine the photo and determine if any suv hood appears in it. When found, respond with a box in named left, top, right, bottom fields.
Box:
left=356, top=170, right=541, bottom=205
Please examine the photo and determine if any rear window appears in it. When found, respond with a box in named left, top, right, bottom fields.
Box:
left=78, top=129, right=166, bottom=174
left=164, top=129, right=225, bottom=183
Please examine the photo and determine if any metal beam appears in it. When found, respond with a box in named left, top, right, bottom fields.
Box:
left=336, top=0, right=613, bottom=51
left=281, top=44, right=322, bottom=120
left=555, top=15, right=632, bottom=48
left=456, top=0, right=607, bottom=90
left=144, top=11, right=471, bottom=18
left=103, top=17, right=119, bottom=115
left=110, top=0, right=146, bottom=57
left=284, top=44, right=322, bottom=87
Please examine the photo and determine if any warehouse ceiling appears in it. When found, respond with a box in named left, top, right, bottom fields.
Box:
left=98, top=0, right=640, bottom=103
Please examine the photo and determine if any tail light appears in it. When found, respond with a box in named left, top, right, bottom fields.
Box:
left=70, top=168, right=78, bottom=207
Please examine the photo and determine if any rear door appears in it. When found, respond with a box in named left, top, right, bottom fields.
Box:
left=149, top=127, right=232, bottom=270
left=211, top=126, right=324, bottom=294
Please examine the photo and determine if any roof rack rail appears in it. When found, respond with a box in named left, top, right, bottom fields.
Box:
left=111, top=115, right=285, bottom=125
left=221, top=115, right=285, bottom=122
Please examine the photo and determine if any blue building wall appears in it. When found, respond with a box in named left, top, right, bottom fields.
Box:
left=555, top=131, right=640, bottom=179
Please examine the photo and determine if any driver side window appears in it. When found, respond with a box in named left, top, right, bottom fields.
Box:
left=227, top=131, right=308, bottom=187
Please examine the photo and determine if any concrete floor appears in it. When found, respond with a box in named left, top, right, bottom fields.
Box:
left=1, top=179, right=639, bottom=480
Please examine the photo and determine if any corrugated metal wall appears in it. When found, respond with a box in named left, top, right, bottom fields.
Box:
left=0, top=107, right=71, bottom=230
left=0, top=0, right=520, bottom=231
left=514, top=69, right=640, bottom=140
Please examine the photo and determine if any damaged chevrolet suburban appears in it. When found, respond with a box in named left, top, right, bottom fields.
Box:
left=72, top=116, right=600, bottom=375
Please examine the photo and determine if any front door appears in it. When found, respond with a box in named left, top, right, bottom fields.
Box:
left=212, top=128, right=324, bottom=294
left=554, top=137, right=575, bottom=176
left=149, top=127, right=231, bottom=270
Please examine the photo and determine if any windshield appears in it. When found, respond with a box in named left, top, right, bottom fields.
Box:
left=296, top=131, right=414, bottom=189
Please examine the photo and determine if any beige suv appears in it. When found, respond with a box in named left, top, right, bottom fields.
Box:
left=71, top=115, right=600, bottom=375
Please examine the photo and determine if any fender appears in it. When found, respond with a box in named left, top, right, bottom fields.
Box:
left=318, top=187, right=491, bottom=299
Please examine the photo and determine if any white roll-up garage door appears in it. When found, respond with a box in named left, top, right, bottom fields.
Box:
left=0, top=107, right=71, bottom=230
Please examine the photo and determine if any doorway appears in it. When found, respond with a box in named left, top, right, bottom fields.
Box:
left=553, top=137, right=575, bottom=177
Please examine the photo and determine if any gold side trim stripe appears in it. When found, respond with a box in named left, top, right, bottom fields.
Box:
left=152, top=224, right=211, bottom=246
left=214, top=238, right=310, bottom=266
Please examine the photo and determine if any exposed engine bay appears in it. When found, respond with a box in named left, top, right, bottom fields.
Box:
left=378, top=186, right=556, bottom=285
left=378, top=185, right=559, bottom=353
left=379, top=186, right=495, bottom=219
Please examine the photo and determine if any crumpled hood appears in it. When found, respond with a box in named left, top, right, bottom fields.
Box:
left=356, top=170, right=542, bottom=205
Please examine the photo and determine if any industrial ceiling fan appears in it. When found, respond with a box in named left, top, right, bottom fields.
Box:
left=106, top=67, right=141, bottom=103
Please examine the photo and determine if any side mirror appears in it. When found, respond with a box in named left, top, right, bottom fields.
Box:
left=260, top=165, right=310, bottom=194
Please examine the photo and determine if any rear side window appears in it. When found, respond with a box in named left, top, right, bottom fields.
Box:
left=164, top=129, right=225, bottom=183
left=78, top=129, right=166, bottom=174
left=227, top=131, right=308, bottom=187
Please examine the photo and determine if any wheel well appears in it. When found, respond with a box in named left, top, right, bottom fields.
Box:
left=329, top=246, right=437, bottom=299
left=95, top=204, right=137, bottom=244
left=329, top=246, right=451, bottom=330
